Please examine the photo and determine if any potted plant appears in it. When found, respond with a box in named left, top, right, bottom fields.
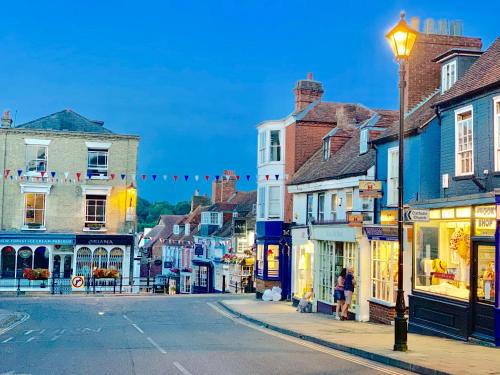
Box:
left=23, top=268, right=50, bottom=287
left=169, top=267, right=180, bottom=274
left=92, top=268, right=120, bottom=279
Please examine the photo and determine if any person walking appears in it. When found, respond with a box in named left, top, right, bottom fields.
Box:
left=334, top=268, right=346, bottom=320
left=342, top=266, right=355, bottom=320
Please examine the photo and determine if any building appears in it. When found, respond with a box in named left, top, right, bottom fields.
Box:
left=0, top=109, right=139, bottom=290
left=288, top=107, right=397, bottom=321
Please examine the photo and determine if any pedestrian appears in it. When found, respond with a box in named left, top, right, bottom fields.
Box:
left=334, top=268, right=346, bottom=320
left=342, top=266, right=355, bottom=320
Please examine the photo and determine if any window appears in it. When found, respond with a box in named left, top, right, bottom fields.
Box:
left=258, top=131, right=267, bottom=164
left=25, top=145, right=47, bottom=173
left=258, top=187, right=265, bottom=219
left=306, top=194, right=314, bottom=223
left=317, top=241, right=334, bottom=304
left=24, top=193, right=46, bottom=227
left=76, top=247, right=92, bottom=276
left=268, top=186, right=281, bottom=218
left=387, top=147, right=399, bottom=206
left=345, top=190, right=353, bottom=211
left=257, top=244, right=264, bottom=277
left=267, top=245, right=279, bottom=277
left=317, top=193, right=325, bottom=222
left=441, top=60, right=457, bottom=93
left=494, top=98, right=500, bottom=171
left=201, top=212, right=221, bottom=226
left=93, top=247, right=108, bottom=269
left=330, top=193, right=338, bottom=220
left=173, top=225, right=180, bottom=235
left=269, top=130, right=281, bottom=162
left=85, top=195, right=106, bottom=229
left=87, top=149, right=108, bottom=177
left=360, top=128, right=369, bottom=154
left=323, top=137, right=331, bottom=160
left=109, top=248, right=124, bottom=272
left=371, top=240, right=398, bottom=304
left=196, top=266, right=208, bottom=287
left=455, top=107, right=473, bottom=176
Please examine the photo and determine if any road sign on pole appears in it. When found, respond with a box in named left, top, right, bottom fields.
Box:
left=404, top=208, right=430, bottom=222
left=71, top=275, right=85, bottom=288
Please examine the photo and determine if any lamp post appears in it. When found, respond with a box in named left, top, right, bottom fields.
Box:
left=386, top=11, right=417, bottom=352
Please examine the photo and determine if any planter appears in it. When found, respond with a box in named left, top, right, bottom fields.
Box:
left=93, top=268, right=120, bottom=279
left=23, top=268, right=50, bottom=280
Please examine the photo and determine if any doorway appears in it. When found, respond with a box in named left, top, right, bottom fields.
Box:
left=63, top=255, right=72, bottom=278
left=471, top=242, right=495, bottom=339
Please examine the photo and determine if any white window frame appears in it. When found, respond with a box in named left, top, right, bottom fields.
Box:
left=258, top=186, right=265, bottom=219
left=323, top=137, right=331, bottom=160
left=201, top=212, right=221, bottom=226
left=360, top=128, right=369, bottom=154
left=267, top=185, right=281, bottom=219
left=85, top=195, right=107, bottom=229
left=23, top=192, right=47, bottom=229
left=317, top=192, right=325, bottom=222
left=345, top=190, right=353, bottom=211
left=87, top=148, right=109, bottom=178
left=258, top=131, right=267, bottom=164
left=454, top=105, right=474, bottom=176
left=330, top=193, right=338, bottom=221
left=317, top=241, right=334, bottom=305
left=269, top=130, right=281, bottom=162
left=306, top=193, right=314, bottom=223
left=173, top=225, right=180, bottom=235
left=494, top=96, right=500, bottom=171
left=370, top=240, right=398, bottom=305
left=387, top=146, right=399, bottom=206
left=441, top=60, right=457, bottom=93
left=25, top=144, right=48, bottom=175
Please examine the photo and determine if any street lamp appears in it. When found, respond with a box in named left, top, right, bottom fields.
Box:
left=386, top=11, right=417, bottom=352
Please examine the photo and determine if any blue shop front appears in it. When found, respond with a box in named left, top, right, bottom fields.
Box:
left=255, top=221, right=291, bottom=299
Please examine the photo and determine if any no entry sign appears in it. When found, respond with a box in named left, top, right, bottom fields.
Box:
left=71, top=275, right=85, bottom=288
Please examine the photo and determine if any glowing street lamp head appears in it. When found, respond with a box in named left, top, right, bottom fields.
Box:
left=386, top=11, right=417, bottom=60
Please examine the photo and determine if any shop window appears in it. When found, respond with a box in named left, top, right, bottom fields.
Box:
left=317, top=193, right=325, bottom=222
left=87, top=148, right=108, bottom=177
left=24, top=193, right=46, bottom=228
left=256, top=244, right=264, bottom=277
left=76, top=247, right=92, bottom=276
left=267, top=245, right=279, bottom=277
left=477, top=245, right=495, bottom=303
left=109, top=248, right=124, bottom=272
left=371, top=241, right=398, bottom=304
left=414, top=220, right=471, bottom=300
left=33, top=247, right=49, bottom=269
left=25, top=144, right=47, bottom=173
left=93, top=247, right=108, bottom=269
left=317, top=241, right=334, bottom=304
left=269, top=130, right=281, bottom=162
left=294, top=243, right=314, bottom=297
left=195, top=266, right=208, bottom=287
left=17, top=247, right=33, bottom=278
left=455, top=107, right=473, bottom=176
left=335, top=242, right=358, bottom=311
left=181, top=274, right=191, bottom=293
left=387, top=147, right=399, bottom=206
left=1, top=247, right=16, bottom=278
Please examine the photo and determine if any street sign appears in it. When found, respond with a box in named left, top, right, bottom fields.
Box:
left=71, top=275, right=85, bottom=288
left=404, top=208, right=430, bottom=222
left=359, top=180, right=383, bottom=198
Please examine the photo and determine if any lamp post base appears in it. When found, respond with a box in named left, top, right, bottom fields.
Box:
left=394, top=315, right=408, bottom=352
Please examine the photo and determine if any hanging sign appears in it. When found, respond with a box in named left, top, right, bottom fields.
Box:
left=380, top=210, right=397, bottom=225
left=359, top=180, right=383, bottom=198
left=475, top=205, right=496, bottom=236
left=347, top=213, right=363, bottom=227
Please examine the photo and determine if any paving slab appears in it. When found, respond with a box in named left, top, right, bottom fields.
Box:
left=220, top=299, right=500, bottom=375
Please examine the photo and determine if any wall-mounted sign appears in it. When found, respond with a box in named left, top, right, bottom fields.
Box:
left=359, top=180, right=383, bottom=198
left=347, top=213, right=363, bottom=227
left=194, top=244, right=204, bottom=256
left=76, top=235, right=133, bottom=246
left=364, top=226, right=398, bottom=241
left=475, top=205, right=496, bottom=236
left=381, top=210, right=397, bottom=225
left=404, top=208, right=430, bottom=222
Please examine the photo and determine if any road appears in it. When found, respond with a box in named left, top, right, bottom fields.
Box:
left=0, top=295, right=412, bottom=375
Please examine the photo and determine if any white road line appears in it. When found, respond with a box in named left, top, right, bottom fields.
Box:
left=0, top=313, right=30, bottom=337
left=132, top=324, right=144, bottom=334
left=59, top=329, right=66, bottom=334
left=147, top=337, right=167, bottom=354
left=24, top=330, right=34, bottom=335
left=207, top=302, right=405, bottom=375
left=1, top=337, right=13, bottom=343
left=26, top=337, right=35, bottom=343
left=50, top=335, right=61, bottom=342
left=39, top=329, right=46, bottom=334
left=173, top=361, right=192, bottom=375
left=122, top=314, right=133, bottom=323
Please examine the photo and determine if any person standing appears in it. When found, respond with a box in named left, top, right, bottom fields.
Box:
left=342, top=266, right=355, bottom=320
left=334, top=268, right=346, bottom=320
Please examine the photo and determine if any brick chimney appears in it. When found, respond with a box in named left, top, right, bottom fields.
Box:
left=1, top=111, right=12, bottom=128
left=404, top=18, right=482, bottom=112
left=211, top=170, right=237, bottom=204
left=293, top=73, right=324, bottom=113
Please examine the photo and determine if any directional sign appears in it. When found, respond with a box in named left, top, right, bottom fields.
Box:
left=404, top=208, right=430, bottom=222
left=71, top=275, right=85, bottom=288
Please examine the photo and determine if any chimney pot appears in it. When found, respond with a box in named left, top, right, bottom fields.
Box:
left=450, top=20, right=463, bottom=36
left=1, top=110, right=12, bottom=129
left=423, top=18, right=435, bottom=34
left=307, top=72, right=313, bottom=80
left=410, top=17, right=420, bottom=32
left=437, top=19, right=448, bottom=35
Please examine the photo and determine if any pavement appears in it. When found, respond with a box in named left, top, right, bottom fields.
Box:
left=219, top=299, right=500, bottom=375
left=0, top=295, right=412, bottom=375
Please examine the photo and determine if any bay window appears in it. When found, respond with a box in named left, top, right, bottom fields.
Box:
left=269, top=130, right=281, bottom=162
left=268, top=186, right=281, bottom=219
left=455, top=107, right=473, bottom=176
left=387, top=147, right=399, bottom=206
left=266, top=245, right=279, bottom=277
left=256, top=244, right=264, bottom=277
left=24, top=193, right=46, bottom=228
left=25, top=145, right=48, bottom=173
left=85, top=195, right=106, bottom=229
left=258, top=131, right=267, bottom=164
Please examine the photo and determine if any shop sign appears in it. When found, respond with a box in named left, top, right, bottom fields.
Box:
left=194, top=244, right=204, bottom=256
left=475, top=206, right=496, bottom=236
left=380, top=210, right=397, bottom=225
left=76, top=235, right=133, bottom=246
left=404, top=208, right=430, bottom=222
left=364, top=226, right=398, bottom=241
left=18, top=249, right=32, bottom=259
left=347, top=213, right=363, bottom=227
left=54, top=245, right=74, bottom=252
left=359, top=180, right=383, bottom=198
left=0, top=238, right=74, bottom=245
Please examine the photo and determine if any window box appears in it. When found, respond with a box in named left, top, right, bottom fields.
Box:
left=84, top=223, right=106, bottom=231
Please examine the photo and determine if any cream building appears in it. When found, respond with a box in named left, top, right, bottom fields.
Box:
left=0, top=109, right=139, bottom=288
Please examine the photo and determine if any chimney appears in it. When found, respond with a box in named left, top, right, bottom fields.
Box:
left=211, top=170, right=237, bottom=204
left=293, top=73, right=324, bottom=113
left=191, top=189, right=210, bottom=211
left=1, top=111, right=12, bottom=129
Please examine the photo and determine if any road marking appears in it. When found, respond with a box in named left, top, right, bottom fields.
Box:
left=59, top=329, right=66, bottom=334
left=147, top=337, right=167, bottom=354
left=81, top=327, right=102, bottom=333
left=122, top=314, right=133, bottom=323
left=1, top=337, right=13, bottom=343
left=26, top=337, right=36, bottom=343
left=50, top=335, right=61, bottom=342
left=207, top=302, right=405, bottom=375
left=0, top=313, right=30, bottom=337
left=132, top=324, right=144, bottom=334
left=39, top=329, right=46, bottom=334
left=173, top=361, right=192, bottom=375
left=24, top=330, right=34, bottom=336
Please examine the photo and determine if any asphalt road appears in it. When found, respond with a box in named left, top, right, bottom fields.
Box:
left=0, top=295, right=412, bottom=375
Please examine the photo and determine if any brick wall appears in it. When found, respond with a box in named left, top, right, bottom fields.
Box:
left=405, top=33, right=482, bottom=112
left=369, top=301, right=396, bottom=325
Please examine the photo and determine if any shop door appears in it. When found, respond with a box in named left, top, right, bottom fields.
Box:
left=63, top=255, right=72, bottom=278
left=471, top=243, right=495, bottom=339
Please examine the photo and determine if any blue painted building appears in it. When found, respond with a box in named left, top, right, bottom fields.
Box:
left=407, top=39, right=500, bottom=344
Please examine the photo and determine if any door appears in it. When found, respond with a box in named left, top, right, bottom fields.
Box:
left=471, top=243, right=495, bottom=339
left=63, top=255, right=72, bottom=278
left=53, top=255, right=61, bottom=278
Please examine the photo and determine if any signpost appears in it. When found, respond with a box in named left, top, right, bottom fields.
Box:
left=359, top=180, right=383, bottom=198
left=404, top=208, right=430, bottom=223
left=71, top=275, right=85, bottom=289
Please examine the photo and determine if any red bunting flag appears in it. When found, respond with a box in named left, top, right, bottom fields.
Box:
left=3, top=169, right=10, bottom=179
left=173, top=175, right=178, bottom=182
left=110, top=173, right=116, bottom=180
left=40, top=171, right=46, bottom=178
left=265, top=175, right=270, bottom=181
left=235, top=175, right=240, bottom=181
left=141, top=174, right=146, bottom=181
left=205, top=175, right=210, bottom=181
left=76, top=172, right=81, bottom=182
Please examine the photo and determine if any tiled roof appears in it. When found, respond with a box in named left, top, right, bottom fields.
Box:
left=144, top=215, right=184, bottom=249
left=436, top=37, right=500, bottom=106
left=289, top=110, right=397, bottom=185
left=298, top=102, right=373, bottom=125
left=16, top=109, right=114, bottom=134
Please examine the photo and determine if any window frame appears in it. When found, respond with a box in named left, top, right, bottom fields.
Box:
left=360, top=128, right=369, bottom=154
left=317, top=192, right=325, bottom=222
left=87, top=148, right=109, bottom=178
left=85, top=194, right=107, bottom=228
left=258, top=131, right=267, bottom=164
left=306, top=193, right=314, bottom=224
left=330, top=193, right=338, bottom=221
left=494, top=97, right=500, bottom=171
left=323, top=137, right=331, bottom=160
left=454, top=105, right=474, bottom=177
left=441, top=60, right=457, bottom=93
left=23, top=192, right=46, bottom=228
left=25, top=144, right=48, bottom=175
left=257, top=186, right=265, bottom=219
left=269, top=130, right=281, bottom=162
left=267, top=185, right=281, bottom=219
left=387, top=146, right=399, bottom=206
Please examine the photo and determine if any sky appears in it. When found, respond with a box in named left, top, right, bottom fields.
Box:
left=0, top=1, right=498, bottom=202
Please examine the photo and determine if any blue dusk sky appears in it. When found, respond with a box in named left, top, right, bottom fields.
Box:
left=0, top=1, right=498, bottom=202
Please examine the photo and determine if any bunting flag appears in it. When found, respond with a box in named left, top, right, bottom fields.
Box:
left=184, top=175, right=189, bottom=182
left=152, top=174, right=157, bottom=181
left=215, top=175, right=220, bottom=181
left=205, top=175, right=210, bottom=182
left=141, top=174, right=146, bottom=181
left=17, top=169, right=22, bottom=177
left=110, top=173, right=116, bottom=180
left=265, top=175, right=270, bottom=181
left=246, top=175, right=251, bottom=181
left=64, top=172, right=69, bottom=180
left=131, top=174, right=136, bottom=181
left=163, top=175, right=167, bottom=181
left=76, top=172, right=81, bottom=182
left=3, top=169, right=10, bottom=179
left=173, top=175, right=178, bottom=182
left=275, top=174, right=279, bottom=181
left=87, top=172, right=92, bottom=179
left=51, top=171, right=56, bottom=178
left=235, top=175, right=240, bottom=181
left=120, top=173, right=126, bottom=180
left=40, top=171, right=46, bottom=178
left=194, top=175, right=199, bottom=182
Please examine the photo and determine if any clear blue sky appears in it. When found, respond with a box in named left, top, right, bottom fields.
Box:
left=1, top=1, right=498, bottom=202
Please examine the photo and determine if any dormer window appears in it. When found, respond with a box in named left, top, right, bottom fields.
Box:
left=201, top=212, right=222, bottom=227
left=323, top=137, right=331, bottom=160
left=173, top=225, right=180, bottom=235
left=360, top=129, right=369, bottom=154
left=442, top=60, right=457, bottom=93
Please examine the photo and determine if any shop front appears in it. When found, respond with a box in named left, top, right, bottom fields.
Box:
left=409, top=205, right=496, bottom=342
left=291, top=227, right=314, bottom=305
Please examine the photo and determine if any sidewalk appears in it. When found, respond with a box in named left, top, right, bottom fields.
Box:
left=219, top=299, right=499, bottom=375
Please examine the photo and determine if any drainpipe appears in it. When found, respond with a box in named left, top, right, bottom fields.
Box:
left=1, top=131, right=8, bottom=230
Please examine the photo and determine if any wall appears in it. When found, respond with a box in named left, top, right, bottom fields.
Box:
left=439, top=89, right=500, bottom=197
left=0, top=129, right=139, bottom=234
